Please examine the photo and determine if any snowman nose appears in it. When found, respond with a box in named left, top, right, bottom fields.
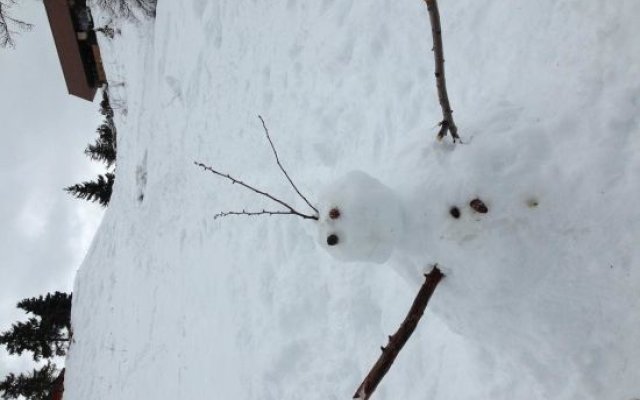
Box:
left=327, top=234, right=339, bottom=246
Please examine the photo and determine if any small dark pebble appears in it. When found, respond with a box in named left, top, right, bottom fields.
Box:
left=526, top=198, right=539, bottom=208
left=449, top=206, right=461, bottom=219
left=329, top=207, right=341, bottom=219
left=327, top=234, right=339, bottom=246
left=470, top=198, right=489, bottom=213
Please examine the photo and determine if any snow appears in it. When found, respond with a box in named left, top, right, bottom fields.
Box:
left=316, top=170, right=404, bottom=264
left=65, top=0, right=640, bottom=399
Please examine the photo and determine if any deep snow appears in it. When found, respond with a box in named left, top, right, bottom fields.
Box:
left=66, top=1, right=640, bottom=399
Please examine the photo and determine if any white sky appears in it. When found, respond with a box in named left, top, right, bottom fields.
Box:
left=0, top=0, right=105, bottom=378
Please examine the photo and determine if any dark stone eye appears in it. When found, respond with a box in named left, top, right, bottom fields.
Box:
left=329, top=207, right=341, bottom=219
left=327, top=234, right=339, bottom=246
left=449, top=206, right=460, bottom=219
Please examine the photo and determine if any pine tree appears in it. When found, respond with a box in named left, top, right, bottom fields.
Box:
left=0, top=361, right=58, bottom=400
left=64, top=173, right=115, bottom=207
left=0, top=319, right=43, bottom=358
left=85, top=122, right=117, bottom=168
left=0, top=317, right=69, bottom=361
left=16, top=292, right=72, bottom=332
left=0, top=293, right=72, bottom=362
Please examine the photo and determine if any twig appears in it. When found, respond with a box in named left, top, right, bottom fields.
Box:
left=353, top=265, right=444, bottom=400
left=423, top=0, right=460, bottom=143
left=258, top=115, right=319, bottom=216
left=214, top=209, right=311, bottom=219
left=194, top=161, right=319, bottom=221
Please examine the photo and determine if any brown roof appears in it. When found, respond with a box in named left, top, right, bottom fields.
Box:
left=43, top=0, right=97, bottom=101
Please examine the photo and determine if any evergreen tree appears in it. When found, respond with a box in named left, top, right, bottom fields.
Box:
left=85, top=139, right=116, bottom=167
left=0, top=317, right=69, bottom=361
left=85, top=122, right=117, bottom=168
left=16, top=292, right=72, bottom=332
left=64, top=173, right=115, bottom=207
left=0, top=361, right=58, bottom=400
left=0, top=319, right=42, bottom=358
left=0, top=293, right=72, bottom=363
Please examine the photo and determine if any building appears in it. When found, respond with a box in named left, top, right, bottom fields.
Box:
left=43, top=0, right=107, bottom=101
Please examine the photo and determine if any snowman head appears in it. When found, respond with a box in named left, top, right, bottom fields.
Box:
left=317, top=171, right=405, bottom=264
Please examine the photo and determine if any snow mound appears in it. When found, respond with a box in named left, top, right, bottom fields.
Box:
left=316, top=171, right=404, bottom=264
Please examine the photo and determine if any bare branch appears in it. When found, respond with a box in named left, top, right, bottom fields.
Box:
left=423, top=0, right=460, bottom=143
left=93, top=0, right=156, bottom=21
left=214, top=209, right=311, bottom=219
left=194, top=161, right=319, bottom=221
left=353, top=265, right=444, bottom=400
left=0, top=0, right=33, bottom=48
left=258, top=115, right=319, bottom=216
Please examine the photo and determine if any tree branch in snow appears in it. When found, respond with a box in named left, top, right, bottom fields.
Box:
left=423, top=0, right=460, bottom=143
left=214, top=209, right=314, bottom=220
left=353, top=265, right=444, bottom=400
left=258, top=115, right=320, bottom=216
left=194, top=162, right=319, bottom=221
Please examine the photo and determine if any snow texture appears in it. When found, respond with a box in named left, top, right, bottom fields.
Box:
left=66, top=1, right=640, bottom=399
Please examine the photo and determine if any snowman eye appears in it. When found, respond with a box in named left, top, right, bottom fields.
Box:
left=327, top=234, right=339, bottom=246
left=329, top=207, right=341, bottom=219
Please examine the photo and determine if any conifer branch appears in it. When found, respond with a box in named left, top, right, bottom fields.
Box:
left=64, top=173, right=114, bottom=207
left=423, top=0, right=460, bottom=143
left=353, top=265, right=444, bottom=400
left=194, top=162, right=319, bottom=221
left=258, top=115, right=319, bottom=216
